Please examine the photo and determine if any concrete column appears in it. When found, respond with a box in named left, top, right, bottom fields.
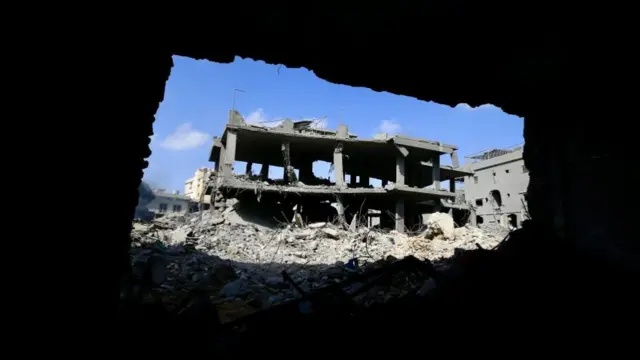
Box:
left=216, top=142, right=226, bottom=173
left=396, top=155, right=406, bottom=186
left=334, top=143, right=346, bottom=188
left=260, top=164, right=269, bottom=181
left=245, top=162, right=253, bottom=176
left=222, top=130, right=237, bottom=179
left=395, top=199, right=405, bottom=233
left=360, top=175, right=370, bottom=187
left=335, top=195, right=347, bottom=228
left=449, top=178, right=456, bottom=193
left=281, top=142, right=296, bottom=184
left=432, top=155, right=441, bottom=190
left=337, top=124, right=348, bottom=138
left=470, top=206, right=477, bottom=226
left=350, top=174, right=357, bottom=186
left=451, top=150, right=460, bottom=168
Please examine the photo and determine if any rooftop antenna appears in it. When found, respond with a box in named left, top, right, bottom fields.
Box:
left=232, top=88, right=246, bottom=112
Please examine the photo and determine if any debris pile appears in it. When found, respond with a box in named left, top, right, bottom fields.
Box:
left=228, top=173, right=335, bottom=190
left=129, top=206, right=507, bottom=322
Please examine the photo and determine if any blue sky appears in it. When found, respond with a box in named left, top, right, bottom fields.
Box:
left=145, top=56, right=524, bottom=192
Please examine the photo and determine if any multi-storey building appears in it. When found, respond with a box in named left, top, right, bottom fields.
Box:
left=463, top=146, right=529, bottom=228
left=184, top=167, right=215, bottom=204
left=207, top=110, right=471, bottom=232
left=146, top=189, right=192, bottom=215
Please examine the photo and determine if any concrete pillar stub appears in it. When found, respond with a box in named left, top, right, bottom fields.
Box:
left=337, top=124, right=348, bottom=138
left=228, top=110, right=245, bottom=125
left=281, top=142, right=296, bottom=184
left=216, top=142, right=226, bottom=173
left=396, top=155, right=406, bottom=186
left=334, top=143, right=346, bottom=188
left=451, top=151, right=460, bottom=168
left=396, top=199, right=405, bottom=233
left=432, top=155, right=441, bottom=190
left=223, top=130, right=237, bottom=179
left=281, top=119, right=294, bottom=132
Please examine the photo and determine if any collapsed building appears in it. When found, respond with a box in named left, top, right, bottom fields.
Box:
left=184, top=167, right=217, bottom=211
left=207, top=110, right=471, bottom=232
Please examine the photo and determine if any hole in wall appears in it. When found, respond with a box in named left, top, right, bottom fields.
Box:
left=311, top=160, right=333, bottom=186
left=489, top=189, right=502, bottom=207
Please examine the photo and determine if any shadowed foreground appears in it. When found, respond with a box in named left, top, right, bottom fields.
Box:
left=118, top=218, right=639, bottom=355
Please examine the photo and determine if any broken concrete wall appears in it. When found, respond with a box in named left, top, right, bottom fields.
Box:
left=146, top=193, right=191, bottom=215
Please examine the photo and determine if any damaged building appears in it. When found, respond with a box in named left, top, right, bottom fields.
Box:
left=184, top=167, right=216, bottom=208
left=207, top=110, right=471, bottom=232
left=463, top=145, right=529, bottom=228
left=101, top=5, right=637, bottom=352
left=145, top=189, right=192, bottom=216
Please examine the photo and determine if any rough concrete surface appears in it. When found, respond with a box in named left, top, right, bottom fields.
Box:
left=130, top=204, right=507, bottom=323
left=423, top=212, right=456, bottom=241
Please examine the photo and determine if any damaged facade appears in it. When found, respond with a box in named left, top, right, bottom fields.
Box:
left=463, top=146, right=529, bottom=228
left=146, top=189, right=192, bottom=216
left=184, top=167, right=216, bottom=206
left=207, top=110, right=472, bottom=232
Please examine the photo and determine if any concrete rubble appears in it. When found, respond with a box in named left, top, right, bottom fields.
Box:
left=423, top=212, right=456, bottom=241
left=130, top=202, right=507, bottom=323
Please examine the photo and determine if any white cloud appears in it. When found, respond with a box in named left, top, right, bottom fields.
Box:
left=160, top=123, right=210, bottom=151
left=455, top=103, right=497, bottom=111
left=245, top=108, right=267, bottom=124
left=245, top=108, right=283, bottom=127
left=309, top=118, right=328, bottom=129
left=376, top=119, right=402, bottom=136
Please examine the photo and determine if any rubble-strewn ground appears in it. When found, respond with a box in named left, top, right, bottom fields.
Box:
left=129, top=201, right=508, bottom=323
